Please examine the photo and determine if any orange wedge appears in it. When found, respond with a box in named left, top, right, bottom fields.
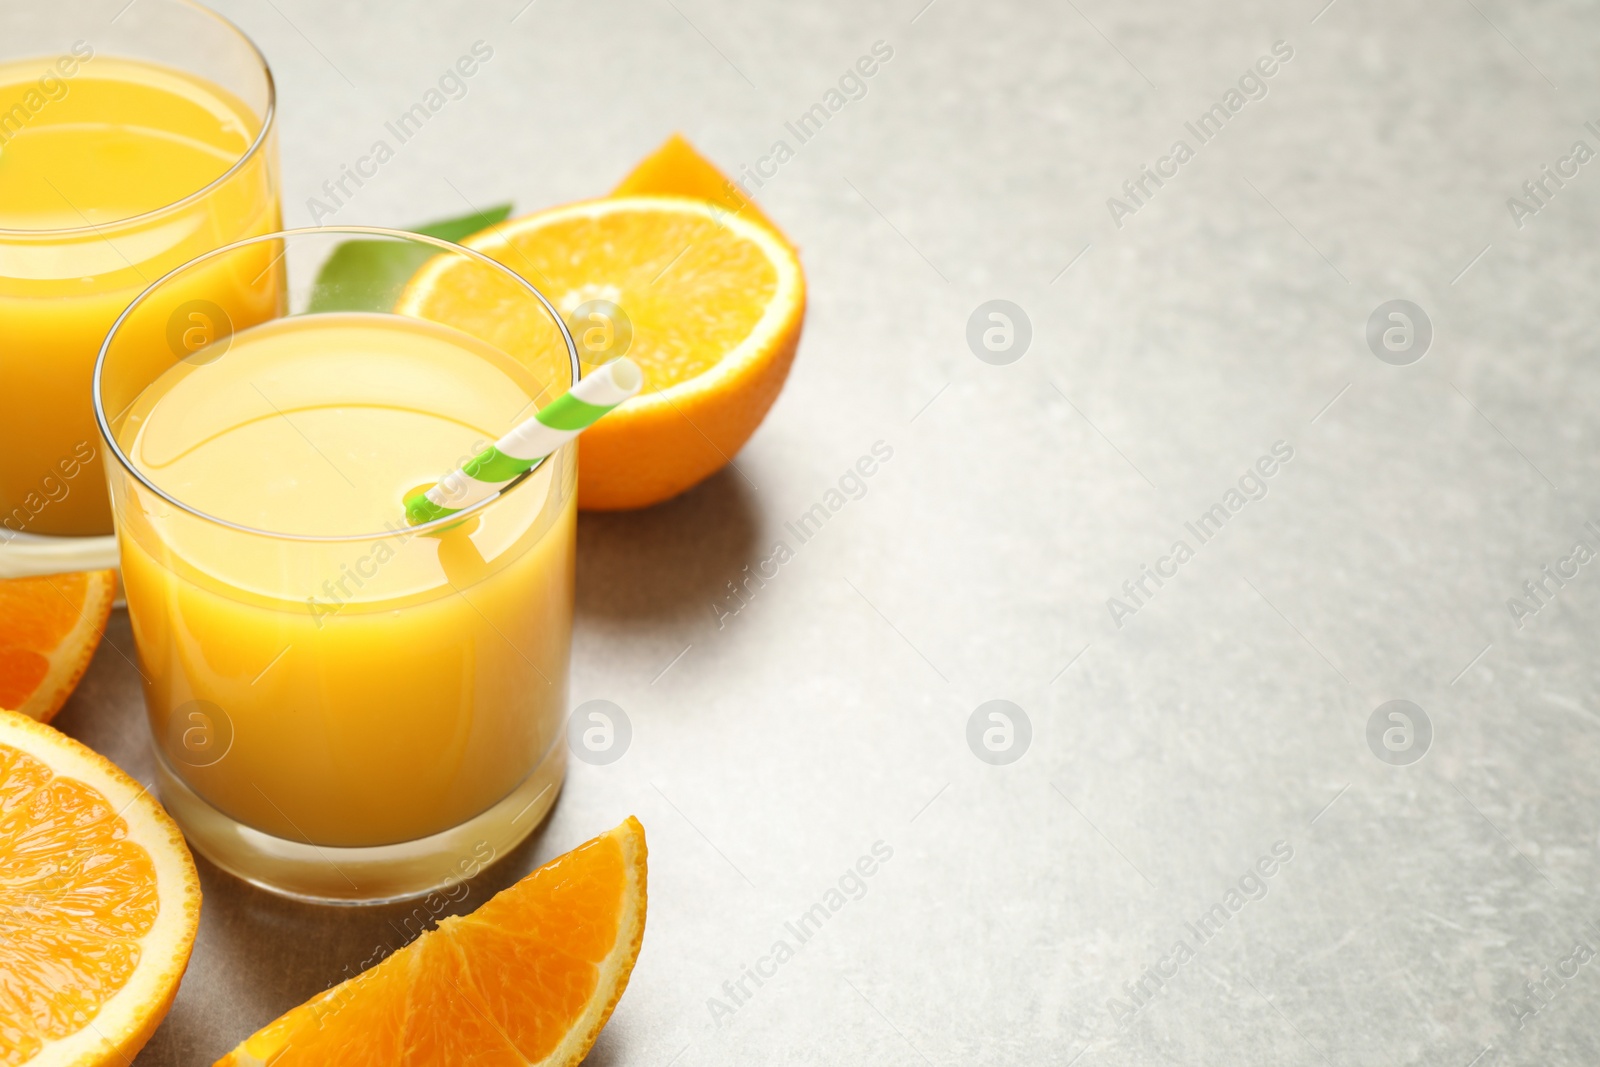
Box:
left=611, top=132, right=788, bottom=242
left=0, top=708, right=201, bottom=1066
left=216, top=817, right=648, bottom=1067
left=0, top=570, right=116, bottom=724
left=400, top=157, right=805, bottom=511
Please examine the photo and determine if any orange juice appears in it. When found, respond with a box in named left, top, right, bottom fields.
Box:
left=0, top=53, right=280, bottom=536
left=112, top=312, right=574, bottom=849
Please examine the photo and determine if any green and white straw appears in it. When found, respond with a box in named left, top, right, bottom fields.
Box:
left=405, top=357, right=643, bottom=526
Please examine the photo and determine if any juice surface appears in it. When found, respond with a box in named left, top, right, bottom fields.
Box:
left=125, top=314, right=543, bottom=537
left=115, top=313, right=575, bottom=847
left=0, top=55, right=280, bottom=536
left=0, top=56, right=253, bottom=229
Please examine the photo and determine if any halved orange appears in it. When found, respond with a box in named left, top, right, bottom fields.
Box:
left=216, top=817, right=648, bottom=1067
left=0, top=708, right=201, bottom=1066
left=0, top=571, right=116, bottom=724
left=400, top=188, right=805, bottom=511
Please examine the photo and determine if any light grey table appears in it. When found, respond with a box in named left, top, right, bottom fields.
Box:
left=52, top=0, right=1600, bottom=1062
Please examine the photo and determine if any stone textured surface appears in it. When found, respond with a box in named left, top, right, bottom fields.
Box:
left=48, top=0, right=1600, bottom=1062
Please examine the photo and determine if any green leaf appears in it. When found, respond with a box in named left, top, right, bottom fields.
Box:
left=410, top=203, right=513, bottom=243
left=306, top=203, right=514, bottom=314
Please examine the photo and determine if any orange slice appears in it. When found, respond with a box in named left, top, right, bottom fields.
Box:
left=0, top=708, right=201, bottom=1067
left=0, top=571, right=116, bottom=723
left=400, top=189, right=805, bottom=511
left=216, top=817, right=648, bottom=1067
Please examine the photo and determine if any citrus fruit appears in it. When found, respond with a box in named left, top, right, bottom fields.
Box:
left=216, top=816, right=648, bottom=1067
left=0, top=708, right=201, bottom=1066
left=611, top=132, right=787, bottom=241
left=0, top=570, right=116, bottom=724
left=400, top=193, right=805, bottom=511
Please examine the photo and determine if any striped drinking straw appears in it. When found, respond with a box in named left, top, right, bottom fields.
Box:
left=404, top=357, right=643, bottom=525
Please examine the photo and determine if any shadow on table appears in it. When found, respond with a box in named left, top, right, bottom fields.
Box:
left=575, top=464, right=761, bottom=624
left=51, top=612, right=151, bottom=778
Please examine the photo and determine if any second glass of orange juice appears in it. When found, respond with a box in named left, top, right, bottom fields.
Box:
left=0, top=0, right=280, bottom=540
left=96, top=229, right=581, bottom=903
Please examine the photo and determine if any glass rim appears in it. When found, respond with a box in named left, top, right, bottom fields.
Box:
left=92, top=224, right=583, bottom=544
left=0, top=0, right=278, bottom=239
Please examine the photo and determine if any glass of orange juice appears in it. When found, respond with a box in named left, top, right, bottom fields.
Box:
left=94, top=228, right=581, bottom=903
left=0, top=0, right=279, bottom=556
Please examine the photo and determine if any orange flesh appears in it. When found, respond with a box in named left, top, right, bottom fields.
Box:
left=0, top=743, right=159, bottom=1065
left=0, top=574, right=89, bottom=711
left=451, top=206, right=779, bottom=393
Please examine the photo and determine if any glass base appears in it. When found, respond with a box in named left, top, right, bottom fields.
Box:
left=154, top=741, right=565, bottom=905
